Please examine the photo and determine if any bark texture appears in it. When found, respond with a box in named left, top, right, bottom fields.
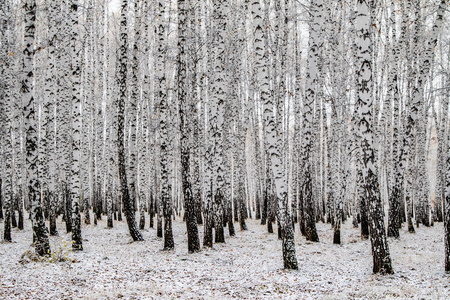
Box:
left=23, top=0, right=51, bottom=256
left=116, top=0, right=144, bottom=242
left=355, top=0, right=393, bottom=275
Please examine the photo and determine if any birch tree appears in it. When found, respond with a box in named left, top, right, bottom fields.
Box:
left=1, top=110, right=13, bottom=242
left=252, top=0, right=298, bottom=269
left=387, top=0, right=401, bottom=239
left=128, top=0, right=140, bottom=216
left=22, top=0, right=51, bottom=256
left=70, top=0, right=83, bottom=251
left=415, top=0, right=446, bottom=227
left=43, top=0, right=60, bottom=236
left=178, top=0, right=200, bottom=253
left=116, top=0, right=144, bottom=242
left=445, top=115, right=450, bottom=272
left=436, top=79, right=449, bottom=223
left=156, top=0, right=174, bottom=250
left=1, top=88, right=13, bottom=243
left=354, top=0, right=392, bottom=274
left=1, top=3, right=14, bottom=242
left=300, top=0, right=322, bottom=243
left=206, top=0, right=229, bottom=245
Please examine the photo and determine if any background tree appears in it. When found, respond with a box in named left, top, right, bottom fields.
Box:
left=70, top=0, right=83, bottom=251
left=155, top=0, right=174, bottom=250
left=445, top=117, right=450, bottom=272
left=301, top=0, right=322, bottom=243
left=1, top=1, right=14, bottom=242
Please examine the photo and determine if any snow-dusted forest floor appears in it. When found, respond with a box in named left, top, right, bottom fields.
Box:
left=1, top=216, right=449, bottom=299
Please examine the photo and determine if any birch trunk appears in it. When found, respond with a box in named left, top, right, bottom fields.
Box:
left=70, top=0, right=83, bottom=251
left=1, top=63, right=13, bottom=242
left=252, top=0, right=298, bottom=270
left=387, top=0, right=401, bottom=238
left=156, top=0, right=174, bottom=249
left=355, top=0, right=392, bottom=274
left=178, top=0, right=200, bottom=253
left=300, top=0, right=321, bottom=242
left=207, top=0, right=229, bottom=244
left=445, top=115, right=450, bottom=272
left=22, top=0, right=51, bottom=256
left=117, top=0, right=144, bottom=242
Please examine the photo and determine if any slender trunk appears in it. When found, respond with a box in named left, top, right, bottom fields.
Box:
left=301, top=0, right=321, bottom=243
left=2, top=97, right=12, bottom=242
left=117, top=0, right=143, bottom=242
left=2, top=14, right=14, bottom=240
left=156, top=0, right=173, bottom=250
left=70, top=0, right=83, bottom=251
left=445, top=124, right=450, bottom=272
left=149, top=193, right=154, bottom=228
left=386, top=0, right=401, bottom=238
left=139, top=193, right=145, bottom=230
left=178, top=0, right=200, bottom=253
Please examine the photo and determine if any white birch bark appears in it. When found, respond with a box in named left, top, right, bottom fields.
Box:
left=433, top=0, right=447, bottom=222
left=59, top=0, right=73, bottom=233
left=155, top=0, right=174, bottom=249
left=1, top=22, right=14, bottom=240
left=445, top=107, right=450, bottom=272
left=178, top=0, right=200, bottom=252
left=43, top=0, right=59, bottom=235
left=117, top=0, right=144, bottom=242
left=206, top=0, right=229, bottom=244
left=22, top=0, right=51, bottom=256
left=127, top=0, right=141, bottom=213
left=70, top=0, right=83, bottom=251
left=252, top=0, right=298, bottom=269
left=355, top=0, right=392, bottom=274
left=300, top=0, right=322, bottom=242
left=387, top=0, right=401, bottom=239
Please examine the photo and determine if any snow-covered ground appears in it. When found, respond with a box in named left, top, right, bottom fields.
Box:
left=1, top=216, right=449, bottom=299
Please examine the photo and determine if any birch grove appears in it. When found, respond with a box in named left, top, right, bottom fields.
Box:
left=0, top=0, right=449, bottom=275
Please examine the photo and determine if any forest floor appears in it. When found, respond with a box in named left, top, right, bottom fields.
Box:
left=1, top=215, right=449, bottom=299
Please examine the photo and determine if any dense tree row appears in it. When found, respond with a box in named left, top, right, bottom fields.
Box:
left=0, top=0, right=449, bottom=274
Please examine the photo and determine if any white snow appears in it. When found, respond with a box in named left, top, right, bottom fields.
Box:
left=1, top=216, right=449, bottom=299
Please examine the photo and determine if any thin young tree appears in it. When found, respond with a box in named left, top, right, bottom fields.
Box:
left=189, top=0, right=203, bottom=227
left=445, top=116, right=450, bottom=272
left=44, top=0, right=60, bottom=236
left=1, top=6, right=14, bottom=242
left=155, top=0, right=174, bottom=250
left=59, top=0, right=73, bottom=234
left=128, top=0, right=140, bottom=216
left=70, top=0, right=83, bottom=251
left=1, top=93, right=13, bottom=243
left=387, top=0, right=401, bottom=239
left=436, top=81, right=449, bottom=223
